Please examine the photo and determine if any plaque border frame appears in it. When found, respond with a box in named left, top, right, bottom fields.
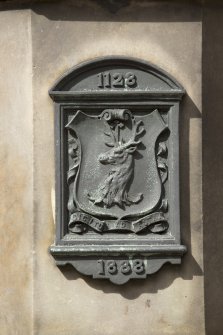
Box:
left=49, top=56, right=187, bottom=284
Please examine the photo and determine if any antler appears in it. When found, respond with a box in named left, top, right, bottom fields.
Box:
left=104, top=121, right=118, bottom=147
left=123, top=119, right=145, bottom=148
left=131, top=119, right=145, bottom=140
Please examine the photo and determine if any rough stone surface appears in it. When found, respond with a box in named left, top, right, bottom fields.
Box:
left=0, top=1, right=206, bottom=335
left=0, top=9, right=33, bottom=335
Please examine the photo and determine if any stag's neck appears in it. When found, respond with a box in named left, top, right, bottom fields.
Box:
left=113, top=155, right=133, bottom=175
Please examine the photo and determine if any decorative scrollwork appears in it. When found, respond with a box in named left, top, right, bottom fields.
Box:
left=157, top=133, right=169, bottom=212
left=65, top=121, right=83, bottom=234
left=157, top=140, right=168, bottom=183
left=67, top=136, right=80, bottom=212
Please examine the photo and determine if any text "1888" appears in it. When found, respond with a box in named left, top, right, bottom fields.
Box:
left=97, top=259, right=145, bottom=275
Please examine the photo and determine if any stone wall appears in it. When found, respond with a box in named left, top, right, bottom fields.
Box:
left=0, top=9, right=33, bottom=335
left=0, top=1, right=222, bottom=334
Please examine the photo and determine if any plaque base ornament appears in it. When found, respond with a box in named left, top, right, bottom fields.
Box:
left=49, top=57, right=186, bottom=284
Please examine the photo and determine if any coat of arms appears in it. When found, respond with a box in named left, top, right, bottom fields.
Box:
left=66, top=108, right=169, bottom=234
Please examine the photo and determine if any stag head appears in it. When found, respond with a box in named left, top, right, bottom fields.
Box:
left=100, top=118, right=144, bottom=165
left=87, top=114, right=145, bottom=208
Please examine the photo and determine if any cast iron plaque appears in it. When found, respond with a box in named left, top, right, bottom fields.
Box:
left=49, top=56, right=186, bottom=284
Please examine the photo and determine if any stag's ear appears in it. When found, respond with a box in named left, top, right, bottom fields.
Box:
left=126, top=146, right=137, bottom=154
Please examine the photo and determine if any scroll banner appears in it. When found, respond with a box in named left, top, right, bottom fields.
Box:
left=69, top=212, right=168, bottom=234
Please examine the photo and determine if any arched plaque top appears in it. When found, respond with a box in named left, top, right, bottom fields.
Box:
left=49, top=56, right=185, bottom=101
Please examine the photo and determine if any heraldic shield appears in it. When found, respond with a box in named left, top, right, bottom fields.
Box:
left=66, top=108, right=169, bottom=235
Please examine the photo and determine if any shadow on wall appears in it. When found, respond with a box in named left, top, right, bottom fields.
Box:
left=202, top=4, right=223, bottom=335
left=31, top=0, right=202, bottom=22
left=58, top=94, right=202, bottom=299
left=0, top=0, right=202, bottom=22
